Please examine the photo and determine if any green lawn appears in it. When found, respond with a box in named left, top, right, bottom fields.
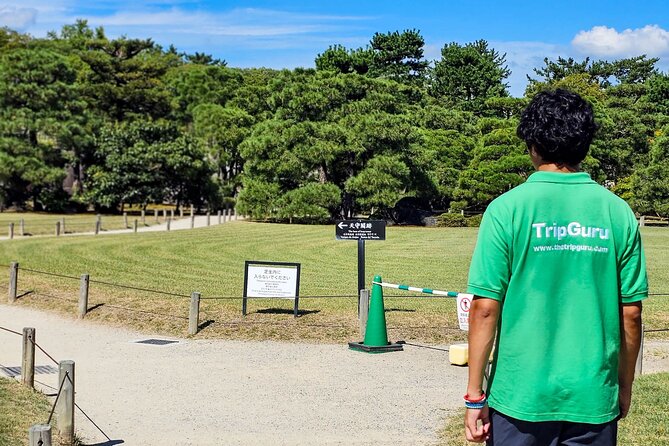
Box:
left=0, top=222, right=668, bottom=343
left=0, top=378, right=56, bottom=446
left=0, top=211, right=175, bottom=237
left=440, top=373, right=669, bottom=445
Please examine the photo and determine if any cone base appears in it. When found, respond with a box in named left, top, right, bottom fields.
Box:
left=348, top=341, right=404, bottom=353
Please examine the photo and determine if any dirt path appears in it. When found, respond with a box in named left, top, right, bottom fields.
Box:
left=0, top=305, right=467, bottom=446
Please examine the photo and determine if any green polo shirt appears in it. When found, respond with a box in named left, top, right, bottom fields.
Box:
left=467, top=171, right=648, bottom=423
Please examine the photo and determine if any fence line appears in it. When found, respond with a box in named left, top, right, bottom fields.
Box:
left=5, top=263, right=669, bottom=335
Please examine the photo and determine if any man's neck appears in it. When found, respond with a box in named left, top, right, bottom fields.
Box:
left=535, top=163, right=580, bottom=173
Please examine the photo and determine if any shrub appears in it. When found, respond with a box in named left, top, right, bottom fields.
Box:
left=437, top=213, right=468, bottom=227
left=467, top=214, right=483, bottom=227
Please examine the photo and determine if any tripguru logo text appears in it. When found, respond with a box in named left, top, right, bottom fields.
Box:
left=531, top=222, right=610, bottom=241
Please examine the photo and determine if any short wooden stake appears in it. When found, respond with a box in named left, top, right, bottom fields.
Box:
left=56, top=360, right=75, bottom=444
left=78, top=274, right=89, bottom=319
left=162, top=209, right=167, bottom=220
left=189, top=292, right=201, bottom=335
left=190, top=204, right=194, bottom=217
left=639, top=216, right=646, bottom=227
left=217, top=210, right=222, bottom=224
left=190, top=214, right=195, bottom=229
left=180, top=208, right=184, bottom=218
left=55, top=221, right=61, bottom=237
left=141, top=209, right=146, bottom=225
left=20, top=218, right=25, bottom=236
left=359, top=289, right=369, bottom=337
left=9, top=261, right=18, bottom=303
left=134, top=219, right=138, bottom=233
left=22, top=327, right=35, bottom=388
left=29, top=424, right=52, bottom=446
left=9, top=222, right=14, bottom=239
left=226, top=206, right=231, bottom=222
left=170, top=209, right=174, bottom=219
left=234, top=208, right=238, bottom=220
left=154, top=209, right=159, bottom=223
left=166, top=218, right=171, bottom=231
left=94, top=220, right=101, bottom=235
left=206, top=211, right=211, bottom=226
left=123, top=212, right=128, bottom=228
left=61, top=217, right=66, bottom=234
left=636, top=324, right=645, bottom=376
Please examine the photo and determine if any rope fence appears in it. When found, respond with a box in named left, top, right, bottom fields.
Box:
left=0, top=324, right=113, bottom=443
left=4, top=262, right=669, bottom=336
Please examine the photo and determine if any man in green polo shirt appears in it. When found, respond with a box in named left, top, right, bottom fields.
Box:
left=464, top=89, right=647, bottom=445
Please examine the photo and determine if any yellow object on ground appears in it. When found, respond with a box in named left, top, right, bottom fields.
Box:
left=449, top=343, right=469, bottom=365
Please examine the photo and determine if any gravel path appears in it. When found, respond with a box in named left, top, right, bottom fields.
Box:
left=0, top=305, right=467, bottom=446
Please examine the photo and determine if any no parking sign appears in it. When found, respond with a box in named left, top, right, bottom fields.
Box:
left=456, top=294, right=473, bottom=331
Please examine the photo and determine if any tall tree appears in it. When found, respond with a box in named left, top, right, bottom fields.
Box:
left=431, top=40, right=510, bottom=111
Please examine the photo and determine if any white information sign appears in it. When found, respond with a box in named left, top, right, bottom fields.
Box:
left=246, top=265, right=299, bottom=298
left=456, top=293, right=473, bottom=331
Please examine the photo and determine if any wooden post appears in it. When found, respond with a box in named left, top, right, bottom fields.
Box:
left=217, top=210, right=222, bottom=224
left=359, top=289, right=369, bottom=337
left=56, top=360, right=75, bottom=444
left=20, top=218, right=25, bottom=236
left=123, top=212, right=128, bottom=228
left=170, top=209, right=174, bottom=220
left=141, top=209, right=146, bottom=225
left=22, top=327, right=35, bottom=388
left=635, top=324, right=645, bottom=376
left=96, top=214, right=101, bottom=227
left=94, top=220, right=101, bottom=235
left=134, top=219, right=138, bottom=233
left=9, top=222, right=14, bottom=239
left=190, top=204, right=194, bottom=217
left=189, top=292, right=200, bottom=335
left=55, top=221, right=61, bottom=237
left=166, top=218, right=171, bottom=231
left=78, top=274, right=89, bottom=319
left=206, top=211, right=211, bottom=226
left=180, top=208, right=184, bottom=218
left=162, top=209, right=167, bottom=221
left=190, top=214, right=195, bottom=229
left=61, top=217, right=66, bottom=234
left=640, top=216, right=646, bottom=227
left=226, top=206, right=231, bottom=222
left=154, top=209, right=159, bottom=223
left=29, top=424, right=52, bottom=446
left=9, top=261, right=18, bottom=303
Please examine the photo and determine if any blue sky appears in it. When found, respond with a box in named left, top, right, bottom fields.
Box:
left=2, top=0, right=668, bottom=96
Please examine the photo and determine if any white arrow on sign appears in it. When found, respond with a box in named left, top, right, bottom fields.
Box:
left=337, top=222, right=348, bottom=229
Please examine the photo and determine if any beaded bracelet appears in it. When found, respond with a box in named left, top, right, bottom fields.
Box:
left=464, top=392, right=487, bottom=409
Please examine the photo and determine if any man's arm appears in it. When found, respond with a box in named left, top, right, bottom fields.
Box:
left=618, top=301, right=642, bottom=418
left=464, top=296, right=500, bottom=443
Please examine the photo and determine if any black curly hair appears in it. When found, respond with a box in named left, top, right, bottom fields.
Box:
left=517, top=89, right=597, bottom=166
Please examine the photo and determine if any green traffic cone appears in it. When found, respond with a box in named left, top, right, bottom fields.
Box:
left=348, top=275, right=403, bottom=353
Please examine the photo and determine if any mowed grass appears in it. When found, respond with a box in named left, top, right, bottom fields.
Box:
left=0, top=211, right=172, bottom=237
left=439, top=373, right=669, bottom=445
left=0, top=222, right=668, bottom=343
left=0, top=377, right=59, bottom=446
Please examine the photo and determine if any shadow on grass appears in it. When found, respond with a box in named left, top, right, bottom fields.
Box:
left=255, top=308, right=321, bottom=316
left=87, top=303, right=105, bottom=312
left=198, top=319, right=216, bottom=330
left=16, top=290, right=34, bottom=299
left=385, top=308, right=416, bottom=313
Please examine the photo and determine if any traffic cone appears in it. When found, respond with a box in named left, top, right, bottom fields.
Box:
left=348, top=275, right=403, bottom=353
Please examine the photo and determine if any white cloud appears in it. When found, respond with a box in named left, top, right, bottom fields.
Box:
left=572, top=25, right=669, bottom=57
left=0, top=6, right=38, bottom=30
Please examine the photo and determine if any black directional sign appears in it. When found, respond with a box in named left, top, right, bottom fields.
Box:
left=335, top=220, right=386, bottom=241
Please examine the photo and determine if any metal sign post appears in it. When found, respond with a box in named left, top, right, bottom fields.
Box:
left=335, top=220, right=386, bottom=315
